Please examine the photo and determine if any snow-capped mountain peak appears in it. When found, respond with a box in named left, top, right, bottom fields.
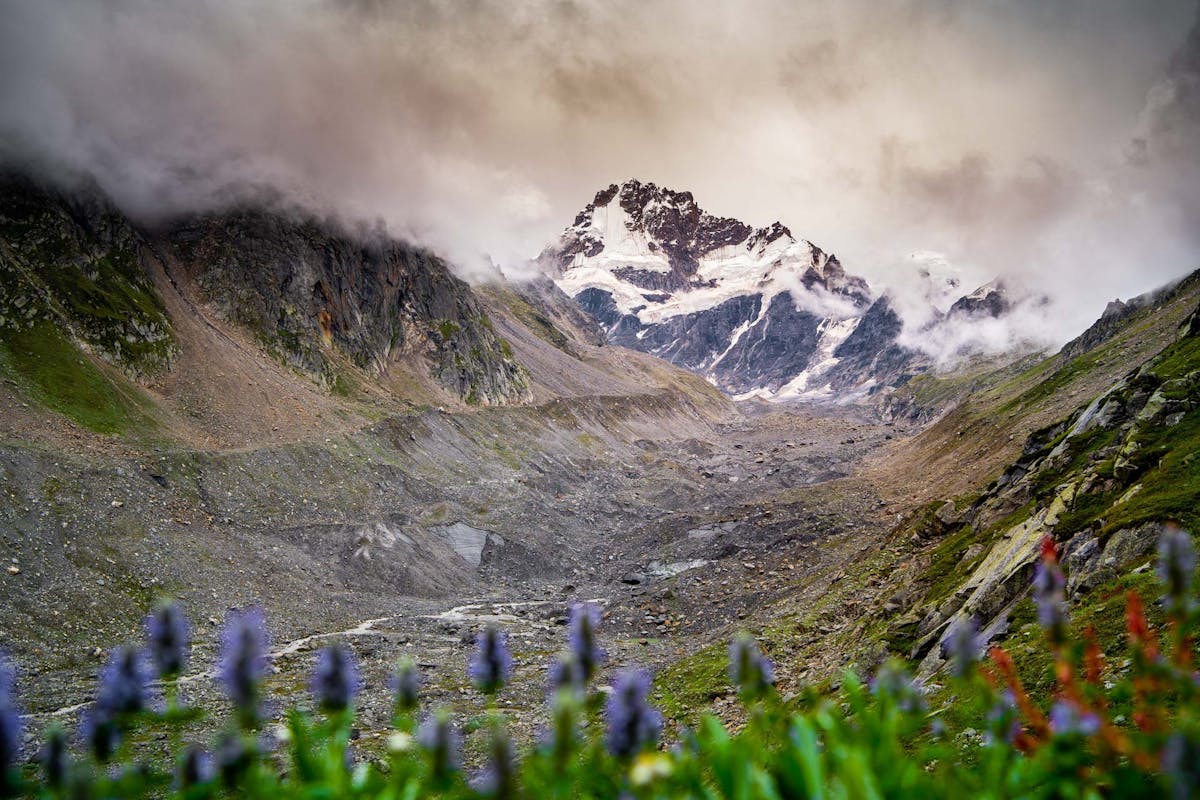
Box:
left=553, top=179, right=869, bottom=325
left=546, top=180, right=1024, bottom=403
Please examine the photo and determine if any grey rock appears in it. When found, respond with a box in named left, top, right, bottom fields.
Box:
left=957, top=543, right=987, bottom=568
left=1065, top=523, right=1158, bottom=597
left=1064, top=532, right=1103, bottom=596
left=935, top=501, right=961, bottom=530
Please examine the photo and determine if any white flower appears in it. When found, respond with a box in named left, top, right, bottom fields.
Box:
left=387, top=731, right=414, bottom=753
left=630, top=752, right=672, bottom=786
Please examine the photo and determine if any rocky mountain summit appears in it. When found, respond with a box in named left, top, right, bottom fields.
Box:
left=547, top=179, right=1021, bottom=402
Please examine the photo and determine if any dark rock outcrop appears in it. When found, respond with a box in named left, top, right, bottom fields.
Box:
left=825, top=296, right=915, bottom=394
left=616, top=294, right=766, bottom=384
left=947, top=284, right=1010, bottom=318
left=161, top=210, right=530, bottom=405
left=708, top=293, right=824, bottom=393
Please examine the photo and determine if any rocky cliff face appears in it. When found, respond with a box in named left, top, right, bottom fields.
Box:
left=0, top=172, right=531, bottom=406
left=548, top=179, right=1016, bottom=402
left=161, top=210, right=530, bottom=405
left=824, top=296, right=914, bottom=393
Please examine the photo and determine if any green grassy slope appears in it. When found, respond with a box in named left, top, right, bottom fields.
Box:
left=0, top=321, right=159, bottom=435
left=881, top=291, right=1200, bottom=694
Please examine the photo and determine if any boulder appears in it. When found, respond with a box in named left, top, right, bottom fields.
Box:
left=935, top=501, right=961, bottom=530
left=1064, top=523, right=1159, bottom=596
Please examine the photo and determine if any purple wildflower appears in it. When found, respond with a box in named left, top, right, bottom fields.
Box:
left=215, top=732, right=252, bottom=788
left=79, top=706, right=120, bottom=763
left=548, top=653, right=586, bottom=697
left=1158, top=526, right=1196, bottom=616
left=0, top=654, right=12, bottom=699
left=604, top=669, right=663, bottom=758
left=473, top=722, right=516, bottom=799
left=343, top=743, right=361, bottom=772
left=146, top=601, right=190, bottom=680
left=1162, top=733, right=1200, bottom=800
left=217, top=607, right=270, bottom=721
left=1048, top=701, right=1101, bottom=737
left=469, top=625, right=513, bottom=696
left=728, top=635, right=775, bottom=698
left=39, top=726, right=69, bottom=788
left=418, top=711, right=462, bottom=781
left=941, top=616, right=982, bottom=678
left=391, top=658, right=421, bottom=712
left=567, top=603, right=606, bottom=683
left=96, top=646, right=152, bottom=715
left=984, top=690, right=1021, bottom=746
left=1033, top=560, right=1069, bottom=643
left=543, top=688, right=580, bottom=769
left=310, top=643, right=360, bottom=713
left=870, top=661, right=926, bottom=714
left=179, top=745, right=215, bottom=788
left=671, top=726, right=698, bottom=757
left=0, top=655, right=21, bottom=792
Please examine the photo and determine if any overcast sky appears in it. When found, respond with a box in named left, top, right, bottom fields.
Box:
left=2, top=0, right=1198, bottom=343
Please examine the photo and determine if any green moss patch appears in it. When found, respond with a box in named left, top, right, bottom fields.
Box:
left=921, top=525, right=990, bottom=607
left=653, top=641, right=730, bottom=725
left=0, top=321, right=156, bottom=434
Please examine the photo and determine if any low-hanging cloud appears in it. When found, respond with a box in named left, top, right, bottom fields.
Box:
left=897, top=290, right=1060, bottom=368
left=1, top=0, right=1198, bottom=348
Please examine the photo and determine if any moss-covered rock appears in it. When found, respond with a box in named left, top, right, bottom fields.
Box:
left=0, top=173, right=177, bottom=378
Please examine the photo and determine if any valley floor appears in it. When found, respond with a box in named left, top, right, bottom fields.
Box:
left=0, top=394, right=910, bottom=753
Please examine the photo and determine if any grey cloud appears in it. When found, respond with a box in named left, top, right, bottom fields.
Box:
left=779, top=40, right=862, bottom=108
